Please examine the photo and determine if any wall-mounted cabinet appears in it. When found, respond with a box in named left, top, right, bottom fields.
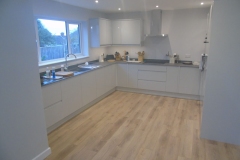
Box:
left=90, top=18, right=141, bottom=47
left=90, top=18, right=112, bottom=47
left=112, top=19, right=141, bottom=45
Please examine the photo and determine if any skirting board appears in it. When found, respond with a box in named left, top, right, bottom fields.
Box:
left=32, top=147, right=51, bottom=160
left=47, top=88, right=116, bottom=133
left=116, top=87, right=200, bottom=100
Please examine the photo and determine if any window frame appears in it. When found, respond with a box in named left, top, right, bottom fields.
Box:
left=35, top=17, right=84, bottom=66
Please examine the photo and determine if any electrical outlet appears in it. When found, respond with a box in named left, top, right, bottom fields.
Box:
left=185, top=54, right=191, bottom=58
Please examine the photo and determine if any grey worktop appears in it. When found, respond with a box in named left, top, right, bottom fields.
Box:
left=41, top=60, right=199, bottom=87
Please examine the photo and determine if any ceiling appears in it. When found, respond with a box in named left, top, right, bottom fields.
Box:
left=53, top=0, right=214, bottom=13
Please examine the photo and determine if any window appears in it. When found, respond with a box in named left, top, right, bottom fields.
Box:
left=36, top=18, right=82, bottom=65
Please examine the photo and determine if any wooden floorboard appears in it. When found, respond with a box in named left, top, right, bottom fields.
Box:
left=45, top=91, right=240, bottom=160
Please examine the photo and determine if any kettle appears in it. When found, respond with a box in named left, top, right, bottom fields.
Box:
left=99, top=54, right=104, bottom=62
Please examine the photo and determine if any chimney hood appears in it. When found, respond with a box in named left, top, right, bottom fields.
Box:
left=145, top=10, right=170, bottom=37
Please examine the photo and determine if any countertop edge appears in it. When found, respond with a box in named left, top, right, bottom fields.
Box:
left=41, top=61, right=199, bottom=87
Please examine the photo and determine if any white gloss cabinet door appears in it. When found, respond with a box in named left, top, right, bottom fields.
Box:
left=105, top=64, right=116, bottom=91
left=128, top=64, right=139, bottom=88
left=42, top=83, right=62, bottom=109
left=121, top=19, right=141, bottom=45
left=96, top=67, right=108, bottom=98
left=117, top=64, right=129, bottom=87
left=81, top=71, right=97, bottom=106
left=178, top=67, right=200, bottom=95
left=44, top=101, right=64, bottom=128
left=166, top=67, right=180, bottom=93
left=61, top=76, right=82, bottom=117
left=99, top=19, right=112, bottom=45
left=112, top=20, right=122, bottom=44
left=90, top=18, right=112, bottom=47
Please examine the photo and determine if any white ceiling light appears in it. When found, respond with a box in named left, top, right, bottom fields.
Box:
left=118, top=8, right=121, bottom=10
left=156, top=5, right=159, bottom=8
left=201, top=2, right=204, bottom=5
left=95, top=0, right=98, bottom=3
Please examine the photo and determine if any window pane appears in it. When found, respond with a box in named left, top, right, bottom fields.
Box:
left=37, top=19, right=68, bottom=61
left=69, top=24, right=81, bottom=54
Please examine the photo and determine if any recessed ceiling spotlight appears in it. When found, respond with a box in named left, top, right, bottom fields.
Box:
left=201, top=2, right=204, bottom=5
left=95, top=0, right=98, bottom=3
left=156, top=5, right=159, bottom=8
left=118, top=8, right=121, bottom=11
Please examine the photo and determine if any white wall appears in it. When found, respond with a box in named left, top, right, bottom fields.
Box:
left=106, top=8, right=210, bottom=62
left=201, top=0, right=240, bottom=145
left=0, top=0, right=50, bottom=160
left=32, top=0, right=108, bottom=72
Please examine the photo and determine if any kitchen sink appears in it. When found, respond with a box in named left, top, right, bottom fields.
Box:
left=69, top=67, right=92, bottom=73
left=78, top=65, right=100, bottom=69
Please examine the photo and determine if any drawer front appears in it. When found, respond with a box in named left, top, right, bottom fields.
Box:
left=138, top=80, right=166, bottom=91
left=138, top=71, right=166, bottom=81
left=138, top=65, right=167, bottom=72
left=42, top=83, right=62, bottom=109
left=44, top=101, right=64, bottom=128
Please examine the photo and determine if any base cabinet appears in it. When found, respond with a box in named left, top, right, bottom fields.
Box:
left=166, top=67, right=180, bottom=93
left=105, top=64, right=116, bottom=91
left=178, top=67, right=200, bottom=95
left=44, top=101, right=64, bottom=128
left=96, top=67, right=108, bottom=97
left=138, top=80, right=166, bottom=91
left=128, top=64, right=139, bottom=88
left=96, top=65, right=116, bottom=98
left=81, top=71, right=97, bottom=107
left=117, top=64, right=129, bottom=87
left=61, top=76, right=82, bottom=116
left=42, top=63, right=200, bottom=131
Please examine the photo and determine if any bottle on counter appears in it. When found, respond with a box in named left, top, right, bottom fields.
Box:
left=52, top=67, right=56, bottom=79
left=46, top=67, right=50, bottom=78
left=61, top=65, right=64, bottom=72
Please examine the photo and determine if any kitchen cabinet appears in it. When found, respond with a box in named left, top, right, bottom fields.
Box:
left=112, top=20, right=122, bottom=44
left=128, top=64, right=139, bottom=88
left=90, top=18, right=112, bottom=47
left=121, top=20, right=141, bottom=45
left=61, top=76, right=82, bottom=116
left=105, top=64, right=116, bottom=91
left=42, top=83, right=62, bottom=109
left=117, top=64, right=128, bottom=87
left=96, top=67, right=107, bottom=97
left=138, top=70, right=166, bottom=81
left=138, top=65, right=167, bottom=72
left=44, top=101, right=64, bottom=128
left=112, top=19, right=141, bottom=45
left=81, top=71, right=97, bottom=106
left=178, top=67, right=200, bottom=95
left=42, top=83, right=65, bottom=128
left=138, top=80, right=166, bottom=91
left=137, top=65, right=167, bottom=92
left=96, top=65, right=116, bottom=97
left=166, top=66, right=180, bottom=93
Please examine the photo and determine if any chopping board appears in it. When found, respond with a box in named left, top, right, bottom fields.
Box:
left=55, top=71, right=74, bottom=77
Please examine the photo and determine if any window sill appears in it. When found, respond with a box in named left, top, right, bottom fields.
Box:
left=39, top=55, right=89, bottom=68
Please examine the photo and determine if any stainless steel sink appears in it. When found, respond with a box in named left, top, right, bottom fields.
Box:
left=78, top=65, right=100, bottom=69
left=68, top=67, right=92, bottom=73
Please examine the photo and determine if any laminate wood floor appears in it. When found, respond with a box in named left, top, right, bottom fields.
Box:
left=45, top=91, right=240, bottom=160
